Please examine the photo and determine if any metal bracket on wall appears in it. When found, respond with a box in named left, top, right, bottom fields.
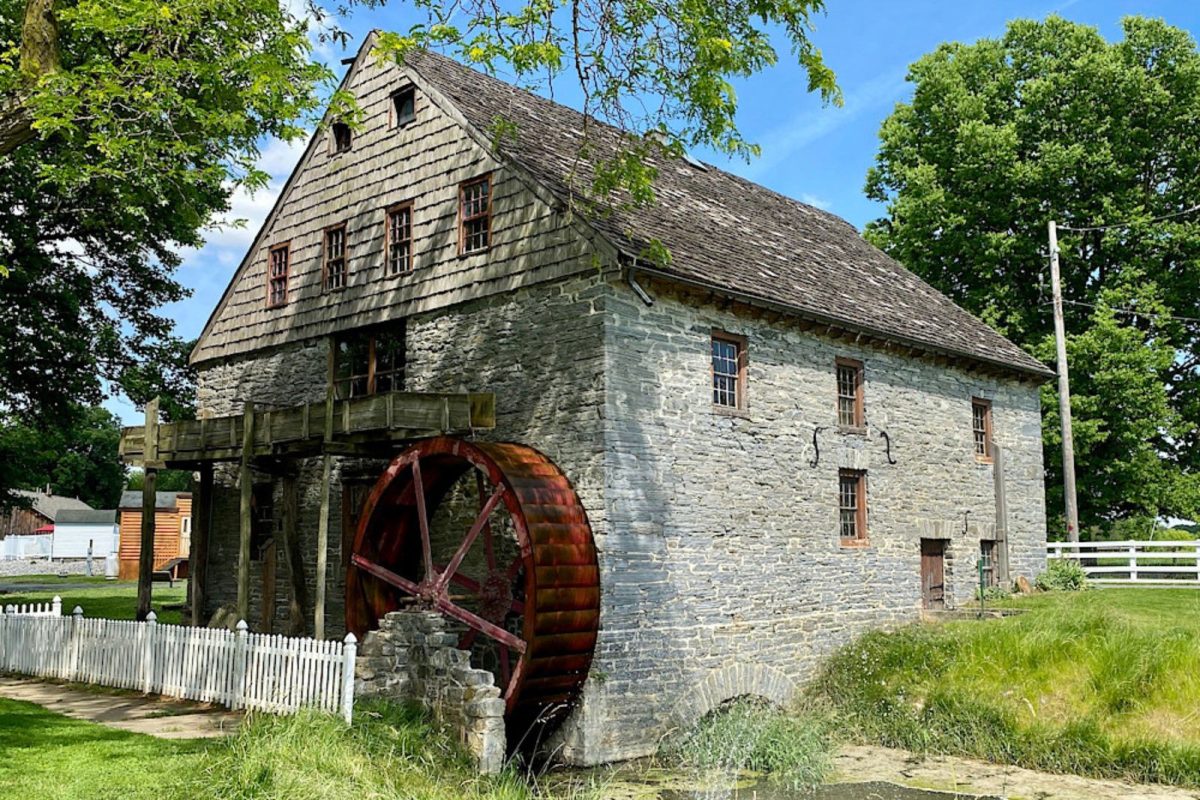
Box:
left=809, top=426, right=825, bottom=468
left=878, top=428, right=897, bottom=465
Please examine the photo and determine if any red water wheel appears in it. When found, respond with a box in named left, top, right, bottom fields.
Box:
left=346, top=437, right=600, bottom=734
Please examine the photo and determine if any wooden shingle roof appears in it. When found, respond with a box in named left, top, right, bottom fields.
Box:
left=405, top=49, right=1052, bottom=379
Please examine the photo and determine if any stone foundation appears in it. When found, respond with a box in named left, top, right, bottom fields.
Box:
left=355, top=609, right=506, bottom=773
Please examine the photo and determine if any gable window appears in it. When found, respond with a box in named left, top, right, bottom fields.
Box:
left=324, top=224, right=348, bottom=291
left=333, top=324, right=407, bottom=399
left=386, top=203, right=414, bottom=275
left=836, top=357, right=864, bottom=429
left=711, top=331, right=747, bottom=411
left=331, top=122, right=352, bottom=154
left=267, top=243, right=290, bottom=308
left=459, top=175, right=492, bottom=254
left=972, top=398, right=993, bottom=462
left=839, top=469, right=868, bottom=544
left=392, top=87, right=416, bottom=127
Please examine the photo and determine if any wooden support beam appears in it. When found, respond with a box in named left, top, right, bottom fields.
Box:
left=237, top=402, right=255, bottom=624
left=190, top=462, right=213, bottom=627
left=314, top=391, right=334, bottom=640
left=281, top=475, right=308, bottom=636
left=992, top=442, right=1011, bottom=585
left=137, top=398, right=159, bottom=621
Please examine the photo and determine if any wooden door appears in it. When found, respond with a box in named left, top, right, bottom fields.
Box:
left=921, top=539, right=946, bottom=609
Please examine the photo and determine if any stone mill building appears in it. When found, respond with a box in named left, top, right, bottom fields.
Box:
left=180, top=35, right=1051, bottom=765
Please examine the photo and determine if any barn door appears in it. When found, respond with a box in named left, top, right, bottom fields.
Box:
left=921, top=539, right=946, bottom=609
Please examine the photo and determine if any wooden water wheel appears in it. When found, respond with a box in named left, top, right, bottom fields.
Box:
left=346, top=437, right=600, bottom=734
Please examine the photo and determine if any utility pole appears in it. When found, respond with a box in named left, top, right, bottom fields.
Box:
left=1048, top=220, right=1080, bottom=541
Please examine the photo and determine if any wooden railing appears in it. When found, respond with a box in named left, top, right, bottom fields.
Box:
left=1047, top=540, right=1200, bottom=586
left=119, top=390, right=496, bottom=466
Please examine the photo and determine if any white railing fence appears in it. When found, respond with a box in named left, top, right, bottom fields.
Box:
left=1047, top=540, right=1200, bottom=586
left=4, top=596, right=62, bottom=617
left=0, top=602, right=357, bottom=722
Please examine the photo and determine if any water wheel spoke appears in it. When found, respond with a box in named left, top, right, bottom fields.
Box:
left=506, top=555, right=524, bottom=580
left=434, top=485, right=506, bottom=594
left=351, top=554, right=422, bottom=597
left=434, top=595, right=527, bottom=654
left=458, top=628, right=478, bottom=651
left=412, top=459, right=434, bottom=581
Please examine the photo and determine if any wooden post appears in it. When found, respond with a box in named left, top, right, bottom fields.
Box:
left=137, top=399, right=160, bottom=621
left=281, top=475, right=308, bottom=636
left=190, top=462, right=212, bottom=627
left=991, top=442, right=1010, bottom=586
left=314, top=391, right=334, bottom=640
left=1048, top=220, right=1080, bottom=541
left=237, top=402, right=255, bottom=624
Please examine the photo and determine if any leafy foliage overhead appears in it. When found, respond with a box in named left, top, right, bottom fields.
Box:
left=865, top=16, right=1200, bottom=534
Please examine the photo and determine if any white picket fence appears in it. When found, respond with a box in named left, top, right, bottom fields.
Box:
left=3, top=597, right=62, bottom=617
left=0, top=600, right=357, bottom=721
left=1047, top=540, right=1200, bottom=586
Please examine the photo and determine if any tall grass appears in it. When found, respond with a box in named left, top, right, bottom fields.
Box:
left=660, top=698, right=836, bottom=788
left=811, top=589, right=1200, bottom=787
left=191, top=701, right=531, bottom=800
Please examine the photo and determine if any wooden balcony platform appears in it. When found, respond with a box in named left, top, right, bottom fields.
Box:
left=119, top=391, right=496, bottom=468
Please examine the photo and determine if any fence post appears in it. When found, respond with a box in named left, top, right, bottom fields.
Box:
left=1128, top=544, right=1138, bottom=583
left=51, top=596, right=61, bottom=617
left=341, top=633, right=357, bottom=724
left=142, top=611, right=158, bottom=694
left=232, top=620, right=248, bottom=710
left=69, top=606, right=83, bottom=682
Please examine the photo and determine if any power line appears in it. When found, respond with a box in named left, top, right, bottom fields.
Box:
left=1059, top=203, right=1200, bottom=232
left=1041, top=298, right=1200, bottom=325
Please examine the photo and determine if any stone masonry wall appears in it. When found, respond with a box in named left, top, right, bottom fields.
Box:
left=549, top=279, right=1047, bottom=764
left=194, top=271, right=609, bottom=638
left=356, top=609, right=506, bottom=773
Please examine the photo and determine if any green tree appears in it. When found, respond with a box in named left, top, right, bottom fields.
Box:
left=0, top=405, right=126, bottom=509
left=865, top=15, right=1200, bottom=536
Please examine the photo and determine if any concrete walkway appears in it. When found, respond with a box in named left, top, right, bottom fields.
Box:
left=0, top=676, right=241, bottom=739
left=835, top=744, right=1200, bottom=800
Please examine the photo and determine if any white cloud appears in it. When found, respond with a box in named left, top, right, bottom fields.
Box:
left=746, top=66, right=909, bottom=181
left=799, top=193, right=833, bottom=211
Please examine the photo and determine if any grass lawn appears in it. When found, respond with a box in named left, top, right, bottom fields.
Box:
left=0, top=698, right=532, bottom=800
left=0, top=697, right=208, bottom=800
left=812, top=588, right=1200, bottom=786
left=0, top=580, right=187, bottom=624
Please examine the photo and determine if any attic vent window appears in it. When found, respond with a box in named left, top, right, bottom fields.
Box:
left=323, top=224, right=348, bottom=291
left=392, top=87, right=416, bottom=127
left=459, top=175, right=492, bottom=254
left=332, top=122, right=352, bottom=154
left=266, top=243, right=289, bottom=308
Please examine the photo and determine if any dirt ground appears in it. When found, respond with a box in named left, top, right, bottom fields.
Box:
left=834, top=744, right=1200, bottom=800
left=0, top=676, right=241, bottom=738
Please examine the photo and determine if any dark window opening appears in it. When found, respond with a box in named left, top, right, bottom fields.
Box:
left=973, top=398, right=993, bottom=462
left=393, top=88, right=416, bottom=127
left=839, top=469, right=868, bottom=544
left=251, top=484, right=276, bottom=562
left=332, top=122, right=352, bottom=153
left=267, top=244, right=289, bottom=308
left=459, top=175, right=491, bottom=254
left=333, top=324, right=407, bottom=400
left=980, top=539, right=998, bottom=587
left=324, top=224, right=348, bottom=291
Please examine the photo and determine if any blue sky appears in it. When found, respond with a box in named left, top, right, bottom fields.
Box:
left=105, top=0, right=1200, bottom=423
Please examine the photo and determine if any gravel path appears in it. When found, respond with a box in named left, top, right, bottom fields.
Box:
left=834, top=744, right=1200, bottom=800
left=0, top=677, right=241, bottom=739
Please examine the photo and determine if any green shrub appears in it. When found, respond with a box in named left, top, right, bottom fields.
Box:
left=976, top=585, right=1012, bottom=601
left=660, top=698, right=835, bottom=788
left=1037, top=558, right=1089, bottom=592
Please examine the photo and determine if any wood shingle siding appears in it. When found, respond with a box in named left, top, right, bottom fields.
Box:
left=191, top=46, right=611, bottom=365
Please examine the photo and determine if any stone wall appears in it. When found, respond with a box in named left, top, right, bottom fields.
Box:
left=356, top=609, right=506, bottom=773
left=194, top=271, right=609, bottom=637
left=549, top=279, right=1047, bottom=764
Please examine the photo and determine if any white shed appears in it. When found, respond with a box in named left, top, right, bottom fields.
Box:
left=52, top=509, right=118, bottom=560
